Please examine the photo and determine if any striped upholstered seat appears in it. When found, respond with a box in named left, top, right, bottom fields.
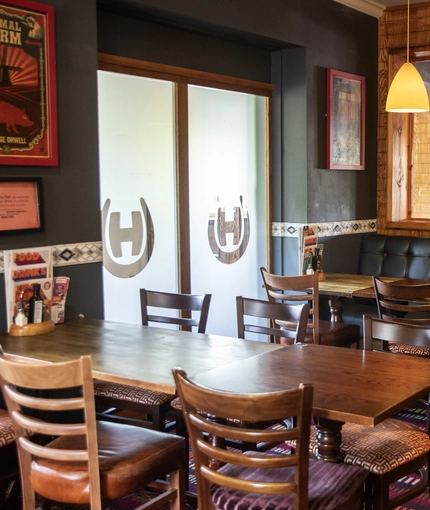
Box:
left=0, top=409, right=14, bottom=447
left=213, top=455, right=368, bottom=510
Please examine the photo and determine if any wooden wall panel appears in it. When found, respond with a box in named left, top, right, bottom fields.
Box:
left=378, top=3, right=430, bottom=237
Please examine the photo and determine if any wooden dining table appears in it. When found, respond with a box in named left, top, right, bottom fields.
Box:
left=193, top=342, right=430, bottom=462
left=0, top=317, right=281, bottom=394
left=318, top=273, right=418, bottom=321
left=2, top=317, right=430, bottom=464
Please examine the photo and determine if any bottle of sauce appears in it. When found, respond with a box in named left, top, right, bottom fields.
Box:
left=29, top=283, right=43, bottom=323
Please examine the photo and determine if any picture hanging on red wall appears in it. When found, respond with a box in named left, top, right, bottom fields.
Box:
left=0, top=0, right=57, bottom=166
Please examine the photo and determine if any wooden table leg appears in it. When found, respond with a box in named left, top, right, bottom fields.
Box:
left=327, top=296, right=345, bottom=323
left=315, top=417, right=344, bottom=463
left=204, top=413, right=226, bottom=470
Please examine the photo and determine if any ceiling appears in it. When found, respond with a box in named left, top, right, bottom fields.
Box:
left=334, top=0, right=422, bottom=18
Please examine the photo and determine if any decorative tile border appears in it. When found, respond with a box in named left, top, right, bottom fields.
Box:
left=272, top=219, right=377, bottom=238
left=0, top=221, right=377, bottom=273
left=52, top=242, right=103, bottom=266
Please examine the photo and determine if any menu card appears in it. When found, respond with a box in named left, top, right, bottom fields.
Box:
left=3, top=247, right=69, bottom=331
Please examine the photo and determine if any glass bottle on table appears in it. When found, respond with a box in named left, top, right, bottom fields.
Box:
left=29, top=283, right=43, bottom=323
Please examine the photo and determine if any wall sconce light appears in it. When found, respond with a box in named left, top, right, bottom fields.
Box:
left=386, top=0, right=429, bottom=112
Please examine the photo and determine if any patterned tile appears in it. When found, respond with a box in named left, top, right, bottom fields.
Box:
left=52, top=242, right=103, bottom=267
left=272, top=219, right=377, bottom=237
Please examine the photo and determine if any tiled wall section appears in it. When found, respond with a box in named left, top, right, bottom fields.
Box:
left=0, top=220, right=377, bottom=273
left=272, top=219, right=377, bottom=238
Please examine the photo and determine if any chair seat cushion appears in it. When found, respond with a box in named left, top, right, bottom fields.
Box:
left=0, top=409, right=14, bottom=447
left=94, top=379, right=174, bottom=405
left=30, top=420, right=185, bottom=504
left=211, top=455, right=368, bottom=510
left=307, top=419, right=430, bottom=474
left=388, top=342, right=430, bottom=357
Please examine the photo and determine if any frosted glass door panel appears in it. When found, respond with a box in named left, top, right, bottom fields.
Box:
left=98, top=71, right=177, bottom=325
left=188, top=86, right=267, bottom=338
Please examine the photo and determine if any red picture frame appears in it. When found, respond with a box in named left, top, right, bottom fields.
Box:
left=0, top=0, right=57, bottom=166
left=326, top=69, right=365, bottom=170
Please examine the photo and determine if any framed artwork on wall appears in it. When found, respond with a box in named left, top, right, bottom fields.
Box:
left=326, top=69, right=365, bottom=170
left=0, top=177, right=43, bottom=233
left=0, top=0, right=57, bottom=166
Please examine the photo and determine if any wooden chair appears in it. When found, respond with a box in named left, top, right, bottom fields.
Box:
left=0, top=350, right=186, bottom=510
left=94, top=289, right=211, bottom=431
left=260, top=267, right=360, bottom=347
left=306, top=315, right=430, bottom=510
left=236, top=296, right=310, bottom=344
left=173, top=297, right=310, bottom=478
left=373, top=275, right=430, bottom=355
left=173, top=367, right=368, bottom=510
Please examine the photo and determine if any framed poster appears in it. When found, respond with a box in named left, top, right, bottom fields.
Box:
left=326, top=69, right=365, bottom=170
left=0, top=0, right=57, bottom=166
left=0, top=177, right=43, bottom=232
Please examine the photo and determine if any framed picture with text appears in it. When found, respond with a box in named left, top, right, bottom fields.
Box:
left=0, top=0, right=57, bottom=166
left=326, top=69, right=365, bottom=170
left=0, top=177, right=43, bottom=232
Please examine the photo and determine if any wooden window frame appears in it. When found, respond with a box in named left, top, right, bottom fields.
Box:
left=386, top=50, right=430, bottom=231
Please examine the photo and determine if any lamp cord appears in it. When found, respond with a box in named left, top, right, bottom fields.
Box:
left=407, top=0, right=410, bottom=63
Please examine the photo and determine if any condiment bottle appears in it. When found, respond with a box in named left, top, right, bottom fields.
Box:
left=29, top=283, right=43, bottom=323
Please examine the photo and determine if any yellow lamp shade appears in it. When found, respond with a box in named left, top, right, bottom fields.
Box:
left=386, top=62, right=429, bottom=112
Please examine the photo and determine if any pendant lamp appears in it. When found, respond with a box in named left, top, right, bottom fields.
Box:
left=386, top=0, right=429, bottom=112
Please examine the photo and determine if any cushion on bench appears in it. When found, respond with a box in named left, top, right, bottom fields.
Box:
left=341, top=234, right=430, bottom=335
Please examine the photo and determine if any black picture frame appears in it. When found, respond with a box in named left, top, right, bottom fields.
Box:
left=0, top=177, right=43, bottom=233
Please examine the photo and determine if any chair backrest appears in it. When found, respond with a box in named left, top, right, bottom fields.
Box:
left=260, top=267, right=319, bottom=344
left=363, top=314, right=430, bottom=355
left=373, top=276, right=430, bottom=325
left=172, top=367, right=314, bottom=510
left=236, top=296, right=310, bottom=344
left=140, top=289, right=212, bottom=333
left=0, top=350, right=102, bottom=510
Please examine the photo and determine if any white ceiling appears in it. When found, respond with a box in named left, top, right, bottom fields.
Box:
left=334, top=0, right=421, bottom=18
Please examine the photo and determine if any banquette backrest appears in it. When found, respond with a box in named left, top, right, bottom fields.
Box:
left=357, top=234, right=430, bottom=279
left=341, top=234, right=430, bottom=334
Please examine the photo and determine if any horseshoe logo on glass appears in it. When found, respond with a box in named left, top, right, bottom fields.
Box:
left=208, top=195, right=250, bottom=264
left=101, top=198, right=154, bottom=278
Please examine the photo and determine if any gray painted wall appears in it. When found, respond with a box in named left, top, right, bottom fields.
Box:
left=0, top=0, right=378, bottom=331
